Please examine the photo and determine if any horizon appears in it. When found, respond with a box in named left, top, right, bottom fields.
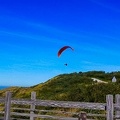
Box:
left=0, top=0, right=120, bottom=86
left=0, top=70, right=119, bottom=88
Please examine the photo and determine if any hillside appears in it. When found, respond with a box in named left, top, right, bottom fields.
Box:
left=0, top=71, right=120, bottom=103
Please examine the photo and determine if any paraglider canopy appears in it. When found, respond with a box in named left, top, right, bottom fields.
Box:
left=57, top=46, right=74, bottom=57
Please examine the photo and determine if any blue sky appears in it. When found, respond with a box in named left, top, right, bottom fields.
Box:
left=0, top=0, right=120, bottom=86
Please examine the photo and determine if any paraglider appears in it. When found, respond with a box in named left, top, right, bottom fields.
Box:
left=57, top=46, right=74, bottom=57
left=57, top=46, right=74, bottom=66
left=64, top=63, right=68, bottom=66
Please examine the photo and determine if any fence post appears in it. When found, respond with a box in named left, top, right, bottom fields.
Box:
left=4, top=92, right=12, bottom=120
left=30, top=91, right=36, bottom=120
left=106, top=94, right=114, bottom=120
left=115, top=94, right=120, bottom=119
left=78, top=112, right=87, bottom=120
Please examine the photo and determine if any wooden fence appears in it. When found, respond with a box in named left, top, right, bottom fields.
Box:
left=0, top=92, right=120, bottom=120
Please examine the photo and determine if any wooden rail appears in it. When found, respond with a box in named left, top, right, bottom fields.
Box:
left=0, top=92, right=120, bottom=120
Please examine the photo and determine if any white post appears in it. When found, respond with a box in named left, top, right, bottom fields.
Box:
left=106, top=95, right=114, bottom=120
left=115, top=94, right=120, bottom=119
left=4, top=92, right=11, bottom=120
left=30, top=91, right=36, bottom=120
